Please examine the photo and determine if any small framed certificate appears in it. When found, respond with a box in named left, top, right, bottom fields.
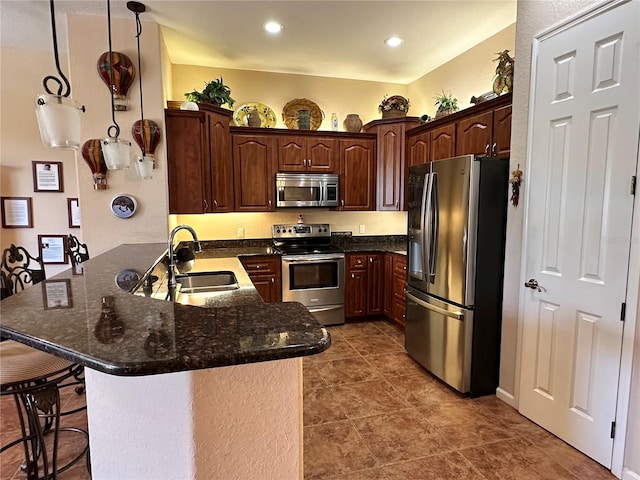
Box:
left=1, top=197, right=33, bottom=228
left=42, top=279, right=73, bottom=309
left=32, top=161, right=63, bottom=192
left=38, top=234, right=68, bottom=264
left=67, top=197, right=81, bottom=228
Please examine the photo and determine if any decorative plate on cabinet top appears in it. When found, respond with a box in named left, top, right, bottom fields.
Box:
left=233, top=102, right=277, bottom=128
left=282, top=98, right=324, bottom=130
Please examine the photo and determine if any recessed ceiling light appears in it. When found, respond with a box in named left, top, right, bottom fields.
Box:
left=264, top=22, right=284, bottom=34
left=385, top=36, right=404, bottom=48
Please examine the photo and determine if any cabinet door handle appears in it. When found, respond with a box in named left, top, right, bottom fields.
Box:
left=340, top=200, right=344, bottom=207
left=268, top=200, right=272, bottom=208
left=369, top=257, right=372, bottom=263
left=395, top=201, right=399, bottom=210
left=303, top=159, right=307, bottom=167
left=351, top=273, right=355, bottom=279
left=204, top=199, right=208, bottom=210
left=492, top=143, right=497, bottom=156
left=271, top=277, right=275, bottom=283
left=308, top=159, right=311, bottom=166
left=484, top=144, right=490, bottom=155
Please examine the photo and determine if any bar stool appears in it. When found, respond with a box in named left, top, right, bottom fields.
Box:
left=1, top=341, right=90, bottom=479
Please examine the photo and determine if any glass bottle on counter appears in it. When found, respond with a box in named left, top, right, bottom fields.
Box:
left=331, top=113, right=339, bottom=131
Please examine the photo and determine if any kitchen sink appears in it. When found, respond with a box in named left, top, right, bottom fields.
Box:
left=175, top=271, right=239, bottom=294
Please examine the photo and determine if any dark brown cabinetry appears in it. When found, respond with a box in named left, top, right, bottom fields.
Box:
left=456, top=104, right=512, bottom=158
left=407, top=131, right=431, bottom=167
left=277, top=136, right=337, bottom=173
left=240, top=255, right=281, bottom=303
left=406, top=93, right=512, bottom=167
left=364, top=118, right=419, bottom=211
left=165, top=106, right=234, bottom=214
left=430, top=124, right=456, bottom=161
left=232, top=134, right=276, bottom=212
left=338, top=138, right=376, bottom=211
left=345, top=253, right=383, bottom=318
left=390, top=254, right=407, bottom=328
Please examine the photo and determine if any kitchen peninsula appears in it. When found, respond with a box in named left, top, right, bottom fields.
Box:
left=0, top=243, right=330, bottom=479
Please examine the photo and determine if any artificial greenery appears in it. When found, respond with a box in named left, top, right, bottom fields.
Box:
left=185, top=78, right=235, bottom=107
left=433, top=91, right=459, bottom=112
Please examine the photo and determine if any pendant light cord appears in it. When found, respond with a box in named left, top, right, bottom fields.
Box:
left=42, top=0, right=71, bottom=97
left=134, top=11, right=145, bottom=156
left=106, top=0, right=120, bottom=139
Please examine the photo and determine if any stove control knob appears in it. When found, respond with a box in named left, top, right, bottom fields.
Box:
left=288, top=229, right=292, bottom=233
left=276, top=229, right=280, bottom=233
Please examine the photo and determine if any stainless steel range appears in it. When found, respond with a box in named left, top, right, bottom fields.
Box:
left=273, top=223, right=345, bottom=326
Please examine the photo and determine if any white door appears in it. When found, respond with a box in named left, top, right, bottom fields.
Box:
left=519, top=0, right=639, bottom=468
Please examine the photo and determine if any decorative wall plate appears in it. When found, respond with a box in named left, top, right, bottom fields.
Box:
left=110, top=194, right=137, bottom=219
left=234, top=102, right=277, bottom=128
left=115, top=269, right=140, bottom=291
left=282, top=98, right=324, bottom=130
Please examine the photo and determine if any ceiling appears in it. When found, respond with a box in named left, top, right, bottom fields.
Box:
left=0, top=1, right=516, bottom=84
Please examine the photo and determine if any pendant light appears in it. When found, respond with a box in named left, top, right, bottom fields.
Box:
left=36, top=0, right=85, bottom=150
left=101, top=0, right=132, bottom=170
left=128, top=1, right=159, bottom=180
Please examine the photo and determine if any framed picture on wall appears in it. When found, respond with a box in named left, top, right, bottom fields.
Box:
left=1, top=196, right=33, bottom=228
left=42, top=279, right=73, bottom=309
left=37, top=234, right=68, bottom=264
left=67, top=197, right=81, bottom=228
left=32, top=161, right=63, bottom=192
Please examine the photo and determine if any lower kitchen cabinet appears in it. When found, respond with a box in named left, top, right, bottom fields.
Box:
left=345, top=253, right=383, bottom=318
left=240, top=255, right=281, bottom=303
left=390, top=254, right=407, bottom=328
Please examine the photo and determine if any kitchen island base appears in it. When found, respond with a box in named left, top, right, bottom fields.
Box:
left=85, top=358, right=302, bottom=480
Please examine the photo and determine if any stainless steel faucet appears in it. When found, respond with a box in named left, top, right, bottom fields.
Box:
left=167, top=225, right=202, bottom=291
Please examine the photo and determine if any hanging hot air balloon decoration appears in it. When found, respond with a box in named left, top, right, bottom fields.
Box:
left=81, top=139, right=108, bottom=190
left=132, top=119, right=161, bottom=166
left=97, top=51, right=136, bottom=111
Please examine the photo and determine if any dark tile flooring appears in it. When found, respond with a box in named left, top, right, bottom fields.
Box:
left=303, top=320, right=616, bottom=480
left=1, top=319, right=615, bottom=479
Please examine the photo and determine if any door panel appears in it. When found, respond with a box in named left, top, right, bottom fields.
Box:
left=430, top=124, right=455, bottom=160
left=519, top=1, right=639, bottom=467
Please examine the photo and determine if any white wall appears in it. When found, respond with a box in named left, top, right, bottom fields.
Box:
left=66, top=15, right=169, bottom=256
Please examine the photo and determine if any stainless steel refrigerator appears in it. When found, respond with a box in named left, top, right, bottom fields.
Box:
left=405, top=154, right=508, bottom=396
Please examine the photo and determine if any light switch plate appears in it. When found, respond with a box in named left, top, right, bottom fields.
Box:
left=359, top=224, right=365, bottom=234
left=237, top=227, right=245, bottom=238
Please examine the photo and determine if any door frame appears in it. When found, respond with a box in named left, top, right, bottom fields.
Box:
left=514, top=0, right=640, bottom=476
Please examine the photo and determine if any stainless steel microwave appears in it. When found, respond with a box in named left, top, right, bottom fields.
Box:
left=275, top=173, right=339, bottom=208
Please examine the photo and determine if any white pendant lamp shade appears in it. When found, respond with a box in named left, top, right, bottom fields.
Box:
left=133, top=155, right=153, bottom=179
left=101, top=137, right=131, bottom=170
left=35, top=94, right=83, bottom=149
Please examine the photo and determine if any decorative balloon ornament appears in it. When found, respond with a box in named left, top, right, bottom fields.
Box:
left=128, top=1, right=158, bottom=180
left=97, top=51, right=136, bottom=111
left=81, top=139, right=108, bottom=190
left=100, top=0, right=132, bottom=171
left=36, top=0, right=85, bottom=149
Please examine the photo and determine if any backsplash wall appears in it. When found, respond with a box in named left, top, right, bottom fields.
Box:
left=169, top=211, right=407, bottom=242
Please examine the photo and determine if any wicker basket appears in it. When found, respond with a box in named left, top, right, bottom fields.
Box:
left=167, top=100, right=183, bottom=110
left=382, top=109, right=407, bottom=119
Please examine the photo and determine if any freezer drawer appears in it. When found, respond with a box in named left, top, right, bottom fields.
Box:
left=404, top=288, right=473, bottom=393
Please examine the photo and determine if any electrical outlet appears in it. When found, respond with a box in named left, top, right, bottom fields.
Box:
left=359, top=224, right=365, bottom=234
left=237, top=227, right=245, bottom=238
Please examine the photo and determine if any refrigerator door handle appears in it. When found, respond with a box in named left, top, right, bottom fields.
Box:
left=406, top=291, right=464, bottom=320
left=429, top=173, right=439, bottom=278
left=423, top=172, right=433, bottom=279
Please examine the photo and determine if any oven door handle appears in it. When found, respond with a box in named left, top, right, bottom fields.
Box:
left=282, top=255, right=345, bottom=263
left=307, top=305, right=343, bottom=314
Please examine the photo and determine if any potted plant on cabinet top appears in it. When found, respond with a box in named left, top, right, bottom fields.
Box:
left=184, top=78, right=236, bottom=109
left=434, top=91, right=458, bottom=119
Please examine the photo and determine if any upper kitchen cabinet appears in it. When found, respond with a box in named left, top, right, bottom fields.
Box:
left=165, top=106, right=234, bottom=214
left=277, top=135, right=337, bottom=173
left=232, top=134, right=276, bottom=212
left=338, top=137, right=376, bottom=211
left=407, top=130, right=430, bottom=167
left=455, top=95, right=512, bottom=158
left=430, top=124, right=456, bottom=161
left=364, top=117, right=419, bottom=211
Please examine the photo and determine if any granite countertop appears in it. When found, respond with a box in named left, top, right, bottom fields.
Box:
left=331, top=234, right=407, bottom=256
left=0, top=243, right=330, bottom=377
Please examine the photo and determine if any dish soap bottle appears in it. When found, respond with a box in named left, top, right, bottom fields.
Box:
left=331, top=113, right=339, bottom=131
